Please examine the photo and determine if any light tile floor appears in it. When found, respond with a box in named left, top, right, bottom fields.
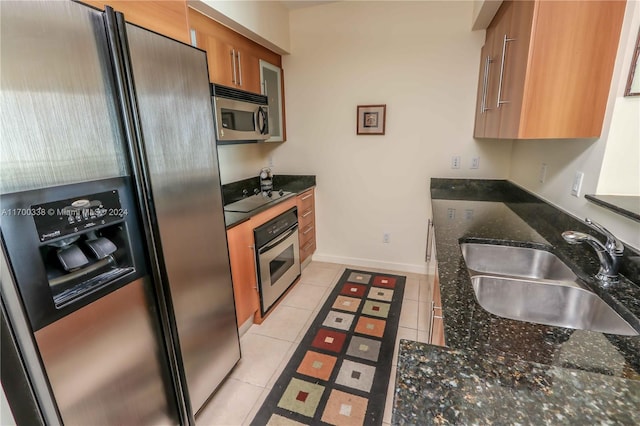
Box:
left=196, top=261, right=434, bottom=426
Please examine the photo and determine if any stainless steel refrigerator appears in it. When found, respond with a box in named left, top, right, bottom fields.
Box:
left=0, top=1, right=240, bottom=424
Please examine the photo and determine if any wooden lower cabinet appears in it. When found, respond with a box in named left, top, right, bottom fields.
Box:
left=297, top=189, right=316, bottom=264
left=430, top=270, right=446, bottom=346
left=226, top=219, right=258, bottom=328
left=226, top=197, right=298, bottom=328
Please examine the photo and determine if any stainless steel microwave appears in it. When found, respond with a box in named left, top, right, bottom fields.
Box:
left=211, top=84, right=270, bottom=143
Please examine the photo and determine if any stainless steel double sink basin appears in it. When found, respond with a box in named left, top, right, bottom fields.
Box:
left=460, top=243, right=639, bottom=336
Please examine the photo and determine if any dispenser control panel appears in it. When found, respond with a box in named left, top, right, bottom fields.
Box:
left=32, top=190, right=125, bottom=243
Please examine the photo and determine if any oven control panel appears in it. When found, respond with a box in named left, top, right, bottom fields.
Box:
left=32, top=190, right=125, bottom=243
left=254, top=207, right=298, bottom=247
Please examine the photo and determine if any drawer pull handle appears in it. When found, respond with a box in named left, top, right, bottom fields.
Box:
left=301, top=193, right=313, bottom=201
left=302, top=241, right=314, bottom=251
left=302, top=210, right=313, bottom=218
left=303, top=225, right=314, bottom=235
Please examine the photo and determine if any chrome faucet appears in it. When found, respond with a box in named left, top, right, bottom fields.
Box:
left=562, top=218, right=624, bottom=285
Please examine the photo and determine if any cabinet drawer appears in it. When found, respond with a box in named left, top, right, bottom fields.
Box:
left=298, top=189, right=314, bottom=212
left=299, top=222, right=315, bottom=246
left=299, top=206, right=314, bottom=228
left=300, top=237, right=316, bottom=263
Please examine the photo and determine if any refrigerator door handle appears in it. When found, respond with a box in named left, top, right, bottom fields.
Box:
left=103, top=7, right=193, bottom=426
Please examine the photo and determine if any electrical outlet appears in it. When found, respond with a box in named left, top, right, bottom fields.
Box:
left=471, top=157, right=480, bottom=169
left=539, top=163, right=548, bottom=183
left=268, top=155, right=274, bottom=167
left=465, top=209, right=474, bottom=220
left=451, top=156, right=461, bottom=169
left=447, top=208, right=456, bottom=220
left=383, top=232, right=391, bottom=243
left=571, top=171, right=584, bottom=197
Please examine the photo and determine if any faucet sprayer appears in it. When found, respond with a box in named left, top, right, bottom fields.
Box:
left=562, top=218, right=623, bottom=286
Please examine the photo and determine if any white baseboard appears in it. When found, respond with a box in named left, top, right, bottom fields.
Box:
left=311, top=252, right=435, bottom=275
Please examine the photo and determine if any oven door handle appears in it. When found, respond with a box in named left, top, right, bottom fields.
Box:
left=258, top=224, right=298, bottom=254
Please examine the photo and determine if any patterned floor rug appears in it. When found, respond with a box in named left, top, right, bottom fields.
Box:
left=250, top=268, right=406, bottom=426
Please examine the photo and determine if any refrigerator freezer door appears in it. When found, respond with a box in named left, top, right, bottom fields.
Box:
left=1, top=2, right=179, bottom=424
left=124, top=25, right=241, bottom=413
left=0, top=1, right=127, bottom=194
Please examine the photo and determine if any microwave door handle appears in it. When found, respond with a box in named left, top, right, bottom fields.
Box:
left=259, top=107, right=268, bottom=135
left=254, top=107, right=267, bottom=135
left=254, top=109, right=260, bottom=134
left=258, top=225, right=298, bottom=254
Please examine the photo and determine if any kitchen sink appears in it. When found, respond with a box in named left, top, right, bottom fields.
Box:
left=460, top=243, right=639, bottom=336
left=460, top=243, right=578, bottom=281
left=470, top=275, right=638, bottom=335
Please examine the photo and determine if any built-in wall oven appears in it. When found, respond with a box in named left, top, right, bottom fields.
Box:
left=254, top=207, right=301, bottom=316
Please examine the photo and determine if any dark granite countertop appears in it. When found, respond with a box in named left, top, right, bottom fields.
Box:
left=222, top=175, right=316, bottom=229
left=394, top=340, right=640, bottom=425
left=393, top=178, right=640, bottom=425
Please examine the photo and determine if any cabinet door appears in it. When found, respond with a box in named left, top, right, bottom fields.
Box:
left=497, top=0, right=535, bottom=139
left=227, top=221, right=259, bottom=327
left=520, top=1, right=625, bottom=139
left=237, top=49, right=262, bottom=94
left=189, top=8, right=237, bottom=87
left=483, top=5, right=511, bottom=138
left=205, top=34, right=237, bottom=87
left=260, top=60, right=284, bottom=142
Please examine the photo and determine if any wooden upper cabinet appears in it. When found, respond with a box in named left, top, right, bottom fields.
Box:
left=200, top=33, right=260, bottom=93
left=474, top=0, right=626, bottom=139
left=201, top=34, right=236, bottom=87
left=238, top=50, right=262, bottom=94
left=80, top=1, right=190, bottom=44
left=188, top=8, right=278, bottom=94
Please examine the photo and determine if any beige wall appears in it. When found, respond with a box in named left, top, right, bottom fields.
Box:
left=598, top=0, right=640, bottom=196
left=598, top=97, right=639, bottom=196
left=274, top=1, right=512, bottom=273
left=508, top=0, right=640, bottom=250
left=217, top=144, right=277, bottom=184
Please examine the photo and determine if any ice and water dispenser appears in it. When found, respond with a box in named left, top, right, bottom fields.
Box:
left=33, top=189, right=134, bottom=307
left=1, top=177, right=147, bottom=330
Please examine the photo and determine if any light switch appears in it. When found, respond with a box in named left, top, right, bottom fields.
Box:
left=571, top=171, right=584, bottom=197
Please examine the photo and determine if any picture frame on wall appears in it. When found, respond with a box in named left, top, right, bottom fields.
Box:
left=357, top=104, right=386, bottom=135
